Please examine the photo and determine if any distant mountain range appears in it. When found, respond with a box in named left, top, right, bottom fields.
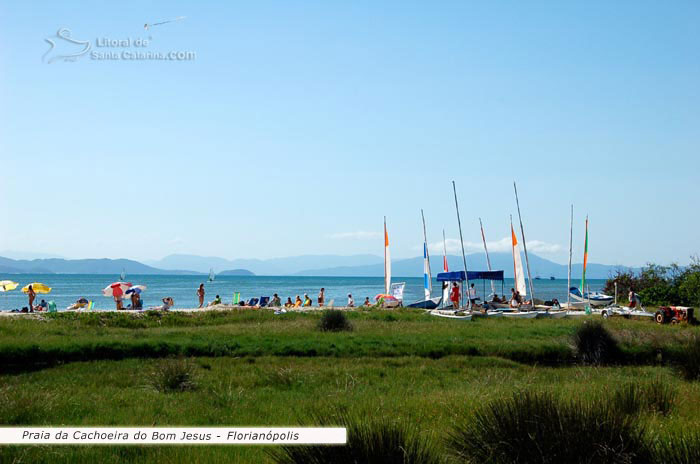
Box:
left=0, top=257, right=197, bottom=275
left=144, top=254, right=382, bottom=275
left=0, top=252, right=636, bottom=279
left=294, top=252, right=636, bottom=279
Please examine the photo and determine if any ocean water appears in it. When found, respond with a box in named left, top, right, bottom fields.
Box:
left=0, top=275, right=609, bottom=311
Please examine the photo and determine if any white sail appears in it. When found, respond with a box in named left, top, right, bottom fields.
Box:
left=208, top=268, right=215, bottom=282
left=120, top=269, right=126, bottom=281
left=384, top=218, right=391, bottom=294
left=511, top=222, right=527, bottom=297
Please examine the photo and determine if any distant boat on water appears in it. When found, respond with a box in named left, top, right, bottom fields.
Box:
left=120, top=268, right=126, bottom=281
left=208, top=268, right=215, bottom=282
left=550, top=276, right=556, bottom=280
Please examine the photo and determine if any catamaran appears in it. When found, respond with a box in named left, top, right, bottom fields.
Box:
left=407, top=210, right=442, bottom=309
left=376, top=217, right=400, bottom=308
left=568, top=216, right=613, bottom=307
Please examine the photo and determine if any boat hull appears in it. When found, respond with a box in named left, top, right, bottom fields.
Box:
left=429, top=309, right=472, bottom=320
left=501, top=311, right=538, bottom=319
left=406, top=297, right=442, bottom=309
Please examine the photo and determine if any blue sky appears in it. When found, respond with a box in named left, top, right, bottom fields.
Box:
left=1, top=1, right=698, bottom=266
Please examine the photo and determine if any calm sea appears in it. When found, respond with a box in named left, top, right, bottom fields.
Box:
left=0, top=275, right=609, bottom=311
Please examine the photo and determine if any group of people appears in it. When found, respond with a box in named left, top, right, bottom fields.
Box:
left=196, top=285, right=373, bottom=309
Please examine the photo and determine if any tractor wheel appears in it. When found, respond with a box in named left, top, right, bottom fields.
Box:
left=655, top=311, right=666, bottom=324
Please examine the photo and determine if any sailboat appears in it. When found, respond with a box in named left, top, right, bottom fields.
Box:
left=376, top=217, right=400, bottom=308
left=120, top=268, right=126, bottom=281
left=568, top=216, right=613, bottom=307
left=430, top=182, right=472, bottom=320
left=493, top=217, right=537, bottom=318
left=407, top=210, right=442, bottom=309
left=208, top=268, right=216, bottom=282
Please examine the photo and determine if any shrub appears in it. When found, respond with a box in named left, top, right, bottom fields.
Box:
left=149, top=358, right=197, bottom=392
left=572, top=321, right=620, bottom=365
left=653, top=430, right=700, bottom=464
left=269, top=413, right=440, bottom=464
left=318, top=310, right=353, bottom=332
left=447, top=391, right=651, bottom=464
left=675, top=334, right=700, bottom=381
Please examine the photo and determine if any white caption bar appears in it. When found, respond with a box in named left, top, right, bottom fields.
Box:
left=0, top=427, right=347, bottom=445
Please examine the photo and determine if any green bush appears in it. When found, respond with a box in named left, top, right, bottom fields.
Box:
left=447, top=391, right=650, bottom=464
left=318, top=310, right=353, bottom=332
left=270, top=413, right=440, bottom=464
left=572, top=321, right=620, bottom=365
left=608, top=381, right=676, bottom=417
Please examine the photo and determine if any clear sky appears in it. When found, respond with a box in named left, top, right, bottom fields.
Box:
left=1, top=1, right=698, bottom=266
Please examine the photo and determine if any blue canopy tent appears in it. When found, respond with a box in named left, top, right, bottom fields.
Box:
left=437, top=270, right=504, bottom=307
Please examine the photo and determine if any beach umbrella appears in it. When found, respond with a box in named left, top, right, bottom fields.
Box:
left=102, top=282, right=131, bottom=298
left=0, top=280, right=18, bottom=292
left=22, top=283, right=52, bottom=293
left=125, top=285, right=147, bottom=295
left=374, top=294, right=397, bottom=301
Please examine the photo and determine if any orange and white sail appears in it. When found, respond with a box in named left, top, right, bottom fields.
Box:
left=511, top=221, right=527, bottom=297
left=384, top=217, right=391, bottom=294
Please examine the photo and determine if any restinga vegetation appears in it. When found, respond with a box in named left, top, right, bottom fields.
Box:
left=604, top=258, right=700, bottom=306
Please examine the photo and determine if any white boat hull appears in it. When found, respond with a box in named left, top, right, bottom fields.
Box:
left=429, top=309, right=472, bottom=320
left=501, top=311, right=538, bottom=319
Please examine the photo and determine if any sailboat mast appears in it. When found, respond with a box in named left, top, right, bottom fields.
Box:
left=479, top=217, right=497, bottom=296
left=442, top=229, right=449, bottom=272
left=384, top=216, right=388, bottom=294
left=513, top=182, right=536, bottom=304
left=581, top=215, right=589, bottom=305
left=452, top=181, right=471, bottom=310
left=421, top=209, right=432, bottom=299
left=567, top=205, right=573, bottom=309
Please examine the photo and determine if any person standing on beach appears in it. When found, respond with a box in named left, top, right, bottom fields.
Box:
left=469, top=283, right=477, bottom=304
left=318, top=288, right=325, bottom=307
left=197, top=283, right=205, bottom=308
left=450, top=282, right=460, bottom=309
left=347, top=294, right=354, bottom=307
left=27, top=285, right=36, bottom=311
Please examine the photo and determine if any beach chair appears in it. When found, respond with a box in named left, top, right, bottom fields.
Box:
left=47, top=301, right=57, bottom=313
left=326, top=299, right=334, bottom=308
left=232, top=292, right=241, bottom=305
left=87, top=301, right=94, bottom=311
left=246, top=297, right=259, bottom=307
left=259, top=296, right=270, bottom=307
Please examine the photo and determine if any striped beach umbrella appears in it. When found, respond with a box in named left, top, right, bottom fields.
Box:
left=103, top=282, right=132, bottom=298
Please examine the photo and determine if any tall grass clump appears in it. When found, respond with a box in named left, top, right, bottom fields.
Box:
left=653, top=430, right=700, bottom=464
left=608, top=381, right=676, bottom=416
left=675, top=334, right=700, bottom=381
left=269, top=413, right=440, bottom=464
left=644, top=378, right=676, bottom=416
left=447, top=391, right=651, bottom=464
left=149, top=358, right=197, bottom=393
left=318, top=310, right=353, bottom=332
left=572, top=321, right=620, bottom=365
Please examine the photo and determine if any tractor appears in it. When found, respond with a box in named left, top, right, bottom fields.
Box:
left=654, top=306, right=696, bottom=324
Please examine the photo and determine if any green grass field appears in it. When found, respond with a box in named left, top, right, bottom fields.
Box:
left=1, top=309, right=699, bottom=462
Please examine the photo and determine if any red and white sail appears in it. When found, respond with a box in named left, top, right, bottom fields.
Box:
left=511, top=223, right=527, bottom=296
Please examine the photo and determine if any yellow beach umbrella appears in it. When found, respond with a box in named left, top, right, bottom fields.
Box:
left=21, top=283, right=52, bottom=294
left=0, top=280, right=18, bottom=292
